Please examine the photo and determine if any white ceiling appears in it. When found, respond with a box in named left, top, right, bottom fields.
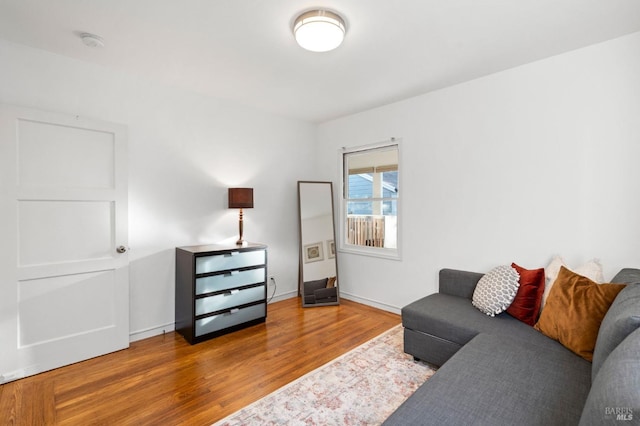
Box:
left=1, top=0, right=639, bottom=123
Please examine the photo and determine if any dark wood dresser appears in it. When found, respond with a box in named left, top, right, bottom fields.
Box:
left=175, top=243, right=267, bottom=344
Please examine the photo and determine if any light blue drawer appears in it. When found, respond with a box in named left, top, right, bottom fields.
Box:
left=195, top=267, right=265, bottom=295
left=196, top=249, right=265, bottom=274
left=195, top=285, right=265, bottom=316
left=195, top=303, right=265, bottom=337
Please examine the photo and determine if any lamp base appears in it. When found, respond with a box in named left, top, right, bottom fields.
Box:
left=236, top=208, right=248, bottom=247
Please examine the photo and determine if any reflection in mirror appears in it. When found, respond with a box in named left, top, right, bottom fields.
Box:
left=298, top=181, right=339, bottom=307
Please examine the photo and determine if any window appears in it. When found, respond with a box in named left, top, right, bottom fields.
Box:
left=340, top=141, right=400, bottom=259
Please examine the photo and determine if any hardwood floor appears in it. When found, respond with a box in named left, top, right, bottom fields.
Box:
left=0, top=298, right=400, bottom=426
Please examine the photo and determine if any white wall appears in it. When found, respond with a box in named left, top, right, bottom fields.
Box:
left=318, top=32, right=640, bottom=312
left=3, top=30, right=639, bottom=332
left=0, top=40, right=317, bottom=340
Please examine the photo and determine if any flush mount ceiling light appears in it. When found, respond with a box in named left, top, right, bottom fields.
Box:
left=293, top=9, right=346, bottom=52
left=80, top=32, right=104, bottom=48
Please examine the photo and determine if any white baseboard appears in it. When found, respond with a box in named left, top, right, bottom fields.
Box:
left=127, top=292, right=395, bottom=343
left=129, top=291, right=299, bottom=342
left=129, top=322, right=175, bottom=342
left=268, top=290, right=298, bottom=304
left=340, top=292, right=401, bottom=315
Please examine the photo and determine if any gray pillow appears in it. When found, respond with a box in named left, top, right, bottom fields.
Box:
left=580, top=327, right=640, bottom=425
left=471, top=265, right=520, bottom=317
left=591, top=283, right=640, bottom=382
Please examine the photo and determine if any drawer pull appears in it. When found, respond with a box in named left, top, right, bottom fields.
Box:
left=229, top=308, right=240, bottom=314
left=230, top=289, right=240, bottom=295
left=230, top=251, right=239, bottom=256
left=230, top=270, right=239, bottom=276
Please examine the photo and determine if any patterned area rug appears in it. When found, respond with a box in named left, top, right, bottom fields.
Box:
left=212, top=324, right=436, bottom=426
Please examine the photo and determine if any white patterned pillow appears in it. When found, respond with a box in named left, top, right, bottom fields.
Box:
left=472, top=265, right=520, bottom=317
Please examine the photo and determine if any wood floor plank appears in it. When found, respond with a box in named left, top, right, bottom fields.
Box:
left=0, top=298, right=400, bottom=426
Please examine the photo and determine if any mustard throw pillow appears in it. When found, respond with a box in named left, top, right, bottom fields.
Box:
left=534, top=266, right=625, bottom=361
left=326, top=276, right=337, bottom=288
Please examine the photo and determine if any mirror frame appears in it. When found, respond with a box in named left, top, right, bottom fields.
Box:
left=297, top=181, right=340, bottom=307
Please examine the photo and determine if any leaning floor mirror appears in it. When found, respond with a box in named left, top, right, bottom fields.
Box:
left=297, top=181, right=340, bottom=307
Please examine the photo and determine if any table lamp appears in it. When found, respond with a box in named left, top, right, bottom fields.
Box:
left=228, top=188, right=253, bottom=246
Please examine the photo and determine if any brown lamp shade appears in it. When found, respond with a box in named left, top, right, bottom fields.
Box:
left=228, top=188, right=254, bottom=209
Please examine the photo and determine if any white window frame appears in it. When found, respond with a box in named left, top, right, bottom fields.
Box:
left=338, top=139, right=401, bottom=260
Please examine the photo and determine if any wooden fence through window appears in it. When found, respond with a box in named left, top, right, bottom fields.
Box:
left=347, top=216, right=385, bottom=247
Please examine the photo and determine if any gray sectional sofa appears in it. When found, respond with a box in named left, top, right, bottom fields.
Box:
left=384, top=268, right=640, bottom=426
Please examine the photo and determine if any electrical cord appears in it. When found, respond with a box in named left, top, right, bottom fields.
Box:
left=267, top=276, right=277, bottom=303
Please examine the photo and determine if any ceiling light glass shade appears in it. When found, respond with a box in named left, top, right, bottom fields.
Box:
left=293, top=10, right=346, bottom=52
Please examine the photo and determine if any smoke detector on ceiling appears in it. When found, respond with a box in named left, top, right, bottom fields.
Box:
left=80, top=32, right=104, bottom=48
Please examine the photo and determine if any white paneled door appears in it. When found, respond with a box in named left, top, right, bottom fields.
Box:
left=0, top=105, right=129, bottom=383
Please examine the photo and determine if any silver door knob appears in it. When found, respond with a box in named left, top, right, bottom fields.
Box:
left=116, top=245, right=129, bottom=254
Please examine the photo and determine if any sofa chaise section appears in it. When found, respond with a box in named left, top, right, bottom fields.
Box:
left=402, top=269, right=562, bottom=366
left=385, top=332, right=592, bottom=425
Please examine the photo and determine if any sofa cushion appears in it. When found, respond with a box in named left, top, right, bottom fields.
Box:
left=438, top=269, right=484, bottom=299
left=303, top=278, right=328, bottom=292
left=303, top=278, right=329, bottom=304
left=579, top=328, right=640, bottom=425
left=534, top=267, right=626, bottom=361
left=384, top=332, right=592, bottom=426
left=471, top=265, right=520, bottom=317
left=591, top=283, right=640, bottom=381
left=507, top=263, right=545, bottom=326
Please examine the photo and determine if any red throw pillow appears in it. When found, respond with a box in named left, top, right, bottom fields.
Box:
left=506, top=263, right=546, bottom=326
